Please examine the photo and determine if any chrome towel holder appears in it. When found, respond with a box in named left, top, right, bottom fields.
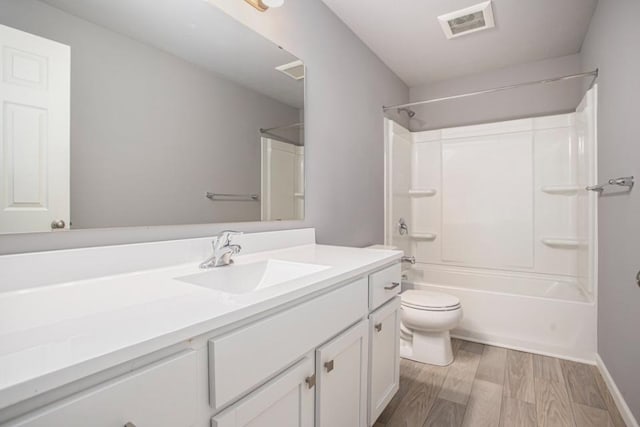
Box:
left=586, top=176, right=634, bottom=193
left=206, top=192, right=260, bottom=201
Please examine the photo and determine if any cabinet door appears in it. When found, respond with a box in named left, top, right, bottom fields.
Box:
left=316, top=320, right=369, bottom=427
left=369, top=297, right=401, bottom=425
left=212, top=356, right=315, bottom=427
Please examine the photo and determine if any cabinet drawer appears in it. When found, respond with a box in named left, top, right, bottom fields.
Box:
left=212, top=356, right=314, bottom=427
left=368, top=297, right=401, bottom=425
left=209, top=278, right=368, bottom=411
left=12, top=351, right=197, bottom=427
left=368, top=263, right=401, bottom=310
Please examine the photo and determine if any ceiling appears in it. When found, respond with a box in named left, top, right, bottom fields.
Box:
left=321, top=0, right=598, bottom=87
left=42, top=0, right=304, bottom=108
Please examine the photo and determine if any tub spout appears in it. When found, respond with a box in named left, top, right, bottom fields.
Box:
left=402, top=256, right=416, bottom=264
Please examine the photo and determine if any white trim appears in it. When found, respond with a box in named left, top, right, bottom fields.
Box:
left=595, top=353, right=639, bottom=427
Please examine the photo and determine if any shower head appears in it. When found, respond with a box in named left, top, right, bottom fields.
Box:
left=398, top=107, right=416, bottom=118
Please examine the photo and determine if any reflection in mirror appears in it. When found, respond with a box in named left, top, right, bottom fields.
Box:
left=0, top=0, right=305, bottom=234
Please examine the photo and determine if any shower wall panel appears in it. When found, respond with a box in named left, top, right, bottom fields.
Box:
left=441, top=133, right=534, bottom=269
left=409, top=113, right=586, bottom=279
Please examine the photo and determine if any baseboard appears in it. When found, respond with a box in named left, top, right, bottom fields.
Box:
left=595, top=354, right=639, bottom=427
left=451, top=330, right=595, bottom=365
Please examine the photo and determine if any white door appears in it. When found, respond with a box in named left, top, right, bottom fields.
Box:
left=316, top=320, right=369, bottom=427
left=261, top=138, right=301, bottom=221
left=368, top=297, right=401, bottom=425
left=0, top=24, right=70, bottom=233
left=293, top=145, right=304, bottom=219
left=212, top=356, right=315, bottom=427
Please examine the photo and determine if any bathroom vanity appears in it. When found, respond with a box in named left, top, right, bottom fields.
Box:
left=0, top=229, right=402, bottom=427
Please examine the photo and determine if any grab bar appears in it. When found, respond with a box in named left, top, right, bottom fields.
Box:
left=206, top=192, right=260, bottom=201
left=586, top=176, right=634, bottom=193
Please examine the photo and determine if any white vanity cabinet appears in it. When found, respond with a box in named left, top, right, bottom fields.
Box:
left=316, top=320, right=369, bottom=427
left=1, top=256, right=402, bottom=427
left=209, top=262, right=402, bottom=427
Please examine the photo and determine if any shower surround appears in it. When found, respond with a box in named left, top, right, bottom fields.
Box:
left=385, top=88, right=598, bottom=361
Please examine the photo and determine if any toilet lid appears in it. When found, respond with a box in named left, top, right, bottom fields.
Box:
left=401, top=290, right=460, bottom=310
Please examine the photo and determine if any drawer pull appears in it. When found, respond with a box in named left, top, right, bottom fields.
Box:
left=324, top=360, right=334, bottom=373
left=384, top=282, right=400, bottom=291
left=305, top=373, right=316, bottom=389
left=124, top=423, right=137, bottom=427
left=375, top=323, right=383, bottom=332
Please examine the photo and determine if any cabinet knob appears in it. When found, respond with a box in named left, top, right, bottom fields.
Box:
left=384, top=282, right=400, bottom=290
left=305, top=373, right=316, bottom=389
left=50, top=219, right=66, bottom=230
left=124, top=423, right=137, bottom=427
left=375, top=323, right=383, bottom=332
left=324, top=360, right=334, bottom=373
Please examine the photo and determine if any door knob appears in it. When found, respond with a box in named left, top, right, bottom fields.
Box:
left=398, top=218, right=408, bottom=236
left=50, top=219, right=66, bottom=229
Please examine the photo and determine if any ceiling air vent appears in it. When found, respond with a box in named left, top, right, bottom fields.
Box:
left=438, top=1, right=495, bottom=39
left=275, top=60, right=305, bottom=80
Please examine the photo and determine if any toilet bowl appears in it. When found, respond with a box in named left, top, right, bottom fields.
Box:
left=400, top=290, right=462, bottom=366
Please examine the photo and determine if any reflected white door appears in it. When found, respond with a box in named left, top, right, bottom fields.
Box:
left=261, top=138, right=304, bottom=221
left=0, top=24, right=70, bottom=233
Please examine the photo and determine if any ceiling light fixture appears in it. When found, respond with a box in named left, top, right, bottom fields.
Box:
left=244, top=0, right=284, bottom=12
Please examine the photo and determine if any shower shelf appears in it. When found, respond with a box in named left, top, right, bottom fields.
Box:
left=541, top=185, right=580, bottom=195
left=541, top=238, right=581, bottom=248
left=410, top=233, right=437, bottom=241
left=408, top=189, right=437, bottom=197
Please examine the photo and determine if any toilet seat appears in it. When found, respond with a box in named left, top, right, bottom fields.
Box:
left=401, top=290, right=461, bottom=312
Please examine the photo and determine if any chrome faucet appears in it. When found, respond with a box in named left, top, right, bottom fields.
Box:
left=200, top=231, right=243, bottom=269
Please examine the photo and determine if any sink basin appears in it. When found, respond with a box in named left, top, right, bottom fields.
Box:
left=175, top=260, right=330, bottom=294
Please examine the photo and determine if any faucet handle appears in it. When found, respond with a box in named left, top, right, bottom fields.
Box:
left=216, top=230, right=243, bottom=247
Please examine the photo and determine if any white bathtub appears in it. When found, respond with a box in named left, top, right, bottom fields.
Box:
left=403, top=265, right=597, bottom=362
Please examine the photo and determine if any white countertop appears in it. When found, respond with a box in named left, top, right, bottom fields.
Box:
left=0, top=243, right=401, bottom=409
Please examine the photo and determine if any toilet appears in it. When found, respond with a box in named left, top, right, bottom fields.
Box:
left=400, top=290, right=462, bottom=366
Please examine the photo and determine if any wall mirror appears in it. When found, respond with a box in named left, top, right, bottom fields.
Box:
left=0, top=0, right=305, bottom=234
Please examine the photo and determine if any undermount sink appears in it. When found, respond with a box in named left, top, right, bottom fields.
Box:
left=175, top=260, right=330, bottom=294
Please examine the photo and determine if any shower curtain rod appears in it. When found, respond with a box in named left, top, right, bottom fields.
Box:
left=259, top=122, right=304, bottom=133
left=383, top=69, right=599, bottom=112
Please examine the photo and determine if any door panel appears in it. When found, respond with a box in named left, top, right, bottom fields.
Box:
left=369, top=297, right=401, bottom=425
left=212, top=356, right=315, bottom=427
left=316, top=320, right=368, bottom=427
left=0, top=24, right=70, bottom=233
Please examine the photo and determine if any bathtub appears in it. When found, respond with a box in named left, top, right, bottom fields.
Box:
left=403, top=265, right=597, bottom=362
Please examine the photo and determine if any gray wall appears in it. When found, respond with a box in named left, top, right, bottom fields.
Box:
left=0, top=0, right=409, bottom=254
left=408, top=54, right=584, bottom=131
left=0, top=0, right=300, bottom=229
left=581, top=0, right=640, bottom=419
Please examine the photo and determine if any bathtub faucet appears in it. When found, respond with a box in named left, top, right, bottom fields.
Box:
left=401, top=256, right=416, bottom=264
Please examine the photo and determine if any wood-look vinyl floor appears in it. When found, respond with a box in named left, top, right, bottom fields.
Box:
left=375, top=339, right=626, bottom=427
